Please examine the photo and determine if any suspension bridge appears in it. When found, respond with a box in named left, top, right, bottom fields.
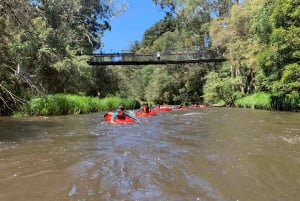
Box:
left=88, top=49, right=226, bottom=65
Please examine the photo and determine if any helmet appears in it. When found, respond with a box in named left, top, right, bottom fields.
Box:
left=117, top=105, right=124, bottom=111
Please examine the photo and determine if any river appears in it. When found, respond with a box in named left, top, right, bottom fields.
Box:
left=0, top=107, right=299, bottom=201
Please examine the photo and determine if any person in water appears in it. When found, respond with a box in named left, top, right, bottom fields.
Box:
left=152, top=103, right=160, bottom=110
left=141, top=103, right=150, bottom=113
left=111, top=106, right=139, bottom=122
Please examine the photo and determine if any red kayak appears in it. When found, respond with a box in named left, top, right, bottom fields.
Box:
left=135, top=110, right=157, bottom=117
left=152, top=106, right=172, bottom=112
left=104, top=112, right=136, bottom=124
left=172, top=107, right=187, bottom=111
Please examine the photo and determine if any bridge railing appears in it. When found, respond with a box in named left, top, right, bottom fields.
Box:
left=89, top=49, right=223, bottom=63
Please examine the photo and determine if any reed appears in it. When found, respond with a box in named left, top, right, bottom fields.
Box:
left=270, top=93, right=300, bottom=111
left=235, top=92, right=272, bottom=110
left=16, top=94, right=140, bottom=116
left=236, top=92, right=300, bottom=111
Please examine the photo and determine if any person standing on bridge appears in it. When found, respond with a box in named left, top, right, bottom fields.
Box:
left=156, top=51, right=160, bottom=61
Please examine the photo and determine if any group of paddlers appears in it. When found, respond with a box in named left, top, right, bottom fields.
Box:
left=106, top=102, right=208, bottom=123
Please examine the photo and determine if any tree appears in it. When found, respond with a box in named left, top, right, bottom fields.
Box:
left=140, top=13, right=176, bottom=49
left=0, top=0, right=36, bottom=114
left=0, top=0, right=126, bottom=114
left=255, top=0, right=300, bottom=94
left=151, top=0, right=213, bottom=49
left=206, top=0, right=260, bottom=103
left=144, top=66, right=175, bottom=103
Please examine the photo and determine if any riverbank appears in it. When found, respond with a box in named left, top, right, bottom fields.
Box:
left=15, top=94, right=140, bottom=116
left=235, top=92, right=300, bottom=112
left=12, top=92, right=300, bottom=117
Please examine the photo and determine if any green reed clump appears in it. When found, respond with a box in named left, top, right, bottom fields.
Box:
left=235, top=92, right=272, bottom=110
left=270, top=93, right=300, bottom=111
left=236, top=92, right=300, bottom=111
left=16, top=94, right=140, bottom=116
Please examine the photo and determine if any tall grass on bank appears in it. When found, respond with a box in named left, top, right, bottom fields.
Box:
left=235, top=92, right=300, bottom=111
left=16, top=94, right=140, bottom=116
left=270, top=93, right=300, bottom=111
left=235, top=92, right=272, bottom=110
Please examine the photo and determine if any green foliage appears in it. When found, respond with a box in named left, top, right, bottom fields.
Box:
left=235, top=92, right=272, bottom=110
left=270, top=0, right=300, bottom=28
left=18, top=94, right=95, bottom=116
left=142, top=1, right=213, bottom=52
left=235, top=91, right=300, bottom=112
left=270, top=92, right=300, bottom=111
left=255, top=0, right=300, bottom=95
left=0, top=1, right=33, bottom=114
left=152, top=31, right=178, bottom=51
left=0, top=0, right=126, bottom=115
left=205, top=0, right=299, bottom=111
left=100, top=96, right=140, bottom=111
left=203, top=64, right=245, bottom=106
left=280, top=63, right=300, bottom=93
left=140, top=14, right=176, bottom=49
left=209, top=1, right=261, bottom=98
left=251, top=5, right=272, bottom=43
left=109, top=64, right=205, bottom=105
left=2, top=0, right=299, bottom=115
left=16, top=94, right=140, bottom=116
left=144, top=67, right=175, bottom=103
left=89, top=66, right=120, bottom=98
left=203, top=72, right=221, bottom=103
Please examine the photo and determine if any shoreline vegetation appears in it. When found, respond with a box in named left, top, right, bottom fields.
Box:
left=235, top=92, right=300, bottom=112
left=15, top=94, right=140, bottom=117
left=14, top=92, right=299, bottom=117
left=2, top=1, right=299, bottom=116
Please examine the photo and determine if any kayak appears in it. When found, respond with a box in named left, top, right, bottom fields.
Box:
left=104, top=112, right=136, bottom=124
left=188, top=104, right=208, bottom=109
left=172, top=107, right=187, bottom=111
left=152, top=106, right=172, bottom=112
left=135, top=110, right=157, bottom=117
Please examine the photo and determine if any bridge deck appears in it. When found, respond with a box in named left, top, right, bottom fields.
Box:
left=88, top=50, right=226, bottom=65
left=88, top=58, right=227, bottom=65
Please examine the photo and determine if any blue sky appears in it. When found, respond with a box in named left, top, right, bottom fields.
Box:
left=100, top=0, right=165, bottom=52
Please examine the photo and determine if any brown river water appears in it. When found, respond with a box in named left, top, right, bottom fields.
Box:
left=0, top=107, right=299, bottom=201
